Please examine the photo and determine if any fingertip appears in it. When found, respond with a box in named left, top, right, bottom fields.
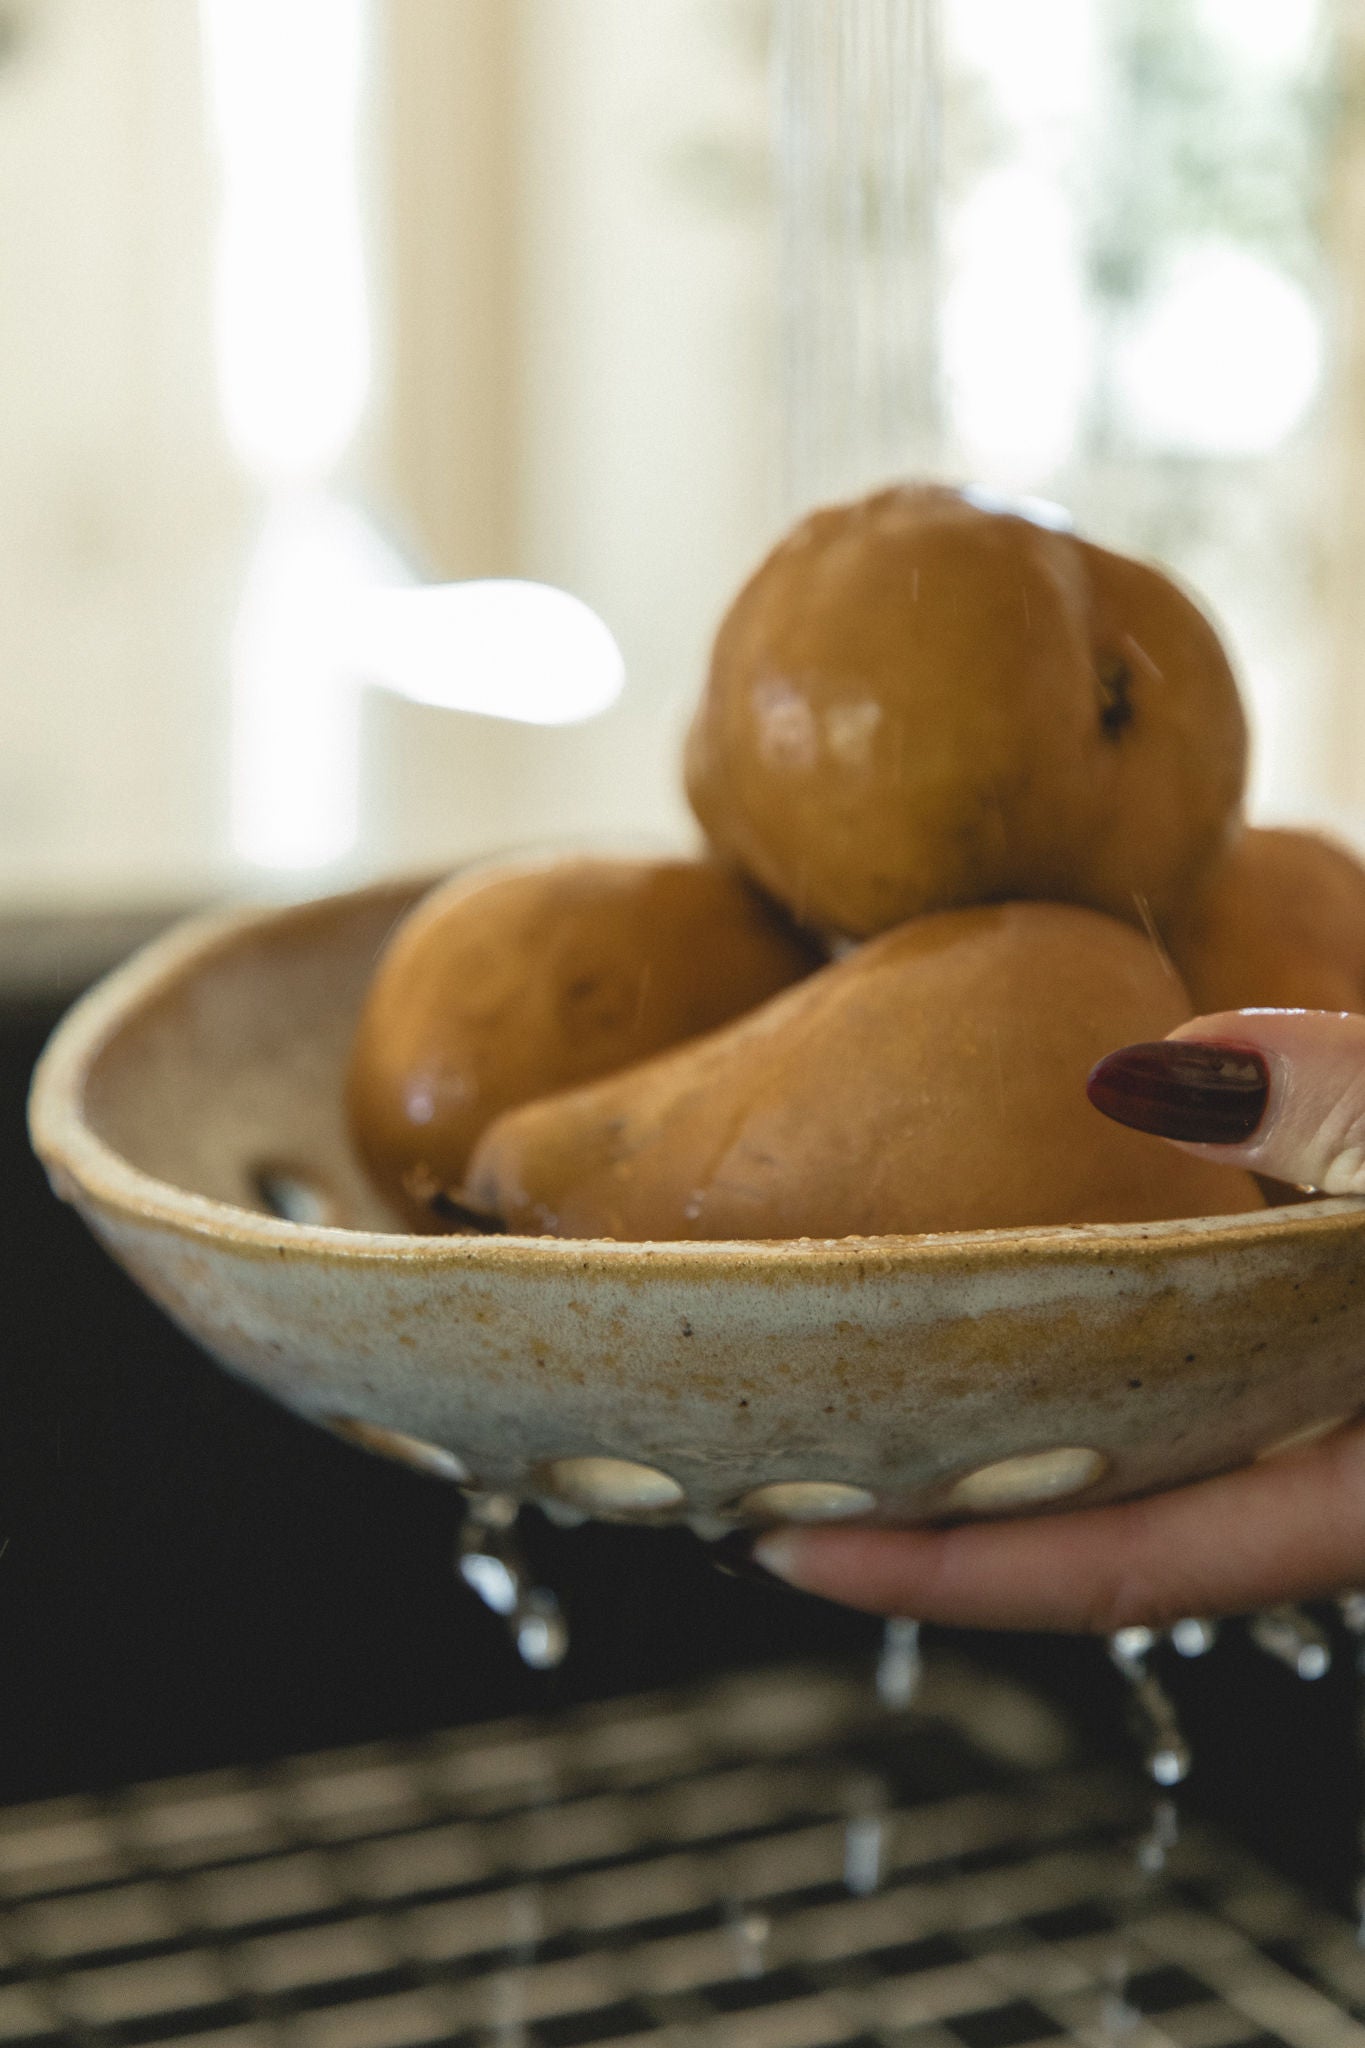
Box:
left=1163, top=1010, right=1365, bottom=1193
left=1084, top=1037, right=1269, bottom=1146
left=751, top=1528, right=804, bottom=1585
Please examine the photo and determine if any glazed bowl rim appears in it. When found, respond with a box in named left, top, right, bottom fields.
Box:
left=28, top=879, right=1365, bottom=1274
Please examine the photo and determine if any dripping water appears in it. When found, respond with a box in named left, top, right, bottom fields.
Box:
left=1108, top=1627, right=1192, bottom=1788
left=722, top=1896, right=773, bottom=1979
left=1335, top=1592, right=1365, bottom=1940
left=1135, top=1795, right=1180, bottom=1877
left=1100, top=1952, right=1139, bottom=2042
left=877, top=1616, right=922, bottom=1709
left=1339, top=1590, right=1365, bottom=1645
left=485, top=1884, right=542, bottom=2048
left=842, top=1772, right=890, bottom=1896
left=1169, top=1616, right=1218, bottom=1659
left=456, top=1494, right=569, bottom=1670
left=1104, top=1630, right=1191, bottom=2039
left=1248, top=1605, right=1332, bottom=1682
left=772, top=0, right=943, bottom=517
left=837, top=1618, right=921, bottom=1900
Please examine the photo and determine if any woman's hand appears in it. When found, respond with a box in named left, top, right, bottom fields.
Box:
left=741, top=1009, right=1365, bottom=1634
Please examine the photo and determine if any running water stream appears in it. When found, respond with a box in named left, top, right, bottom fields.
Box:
left=1098, top=1606, right=1342, bottom=2036
left=876, top=1616, right=923, bottom=1709
left=1100, top=1629, right=1194, bottom=2038
left=772, top=0, right=942, bottom=516
left=1108, top=1627, right=1193, bottom=1789
left=771, top=22, right=937, bottom=1891
left=838, top=1621, right=920, bottom=1901
left=1250, top=1605, right=1333, bottom=1681
left=1335, top=1592, right=1365, bottom=1939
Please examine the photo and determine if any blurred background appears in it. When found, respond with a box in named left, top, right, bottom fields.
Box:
left=5, top=0, right=1365, bottom=1916
left=1, top=0, right=1362, bottom=915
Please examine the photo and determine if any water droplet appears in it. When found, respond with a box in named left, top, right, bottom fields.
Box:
left=1338, top=1589, right=1365, bottom=1634
left=1101, top=1949, right=1140, bottom=2039
left=516, top=1591, right=569, bottom=1671
left=1111, top=1624, right=1157, bottom=1665
left=459, top=1552, right=518, bottom=1616
left=1343, top=1595, right=1365, bottom=1943
left=1339, top=1592, right=1365, bottom=1681
left=1169, top=1617, right=1218, bottom=1658
left=470, top=1491, right=520, bottom=1532
left=1147, top=1744, right=1189, bottom=1788
left=1249, top=1606, right=1331, bottom=1680
left=723, top=1898, right=771, bottom=1978
left=455, top=1496, right=570, bottom=1669
left=875, top=1617, right=921, bottom=1709
left=841, top=1768, right=890, bottom=1897
left=1109, top=1630, right=1191, bottom=1786
left=843, top=1807, right=887, bottom=1896
left=1135, top=1796, right=1181, bottom=1874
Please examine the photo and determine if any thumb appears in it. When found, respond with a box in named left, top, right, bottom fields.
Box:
left=1088, top=1009, right=1365, bottom=1195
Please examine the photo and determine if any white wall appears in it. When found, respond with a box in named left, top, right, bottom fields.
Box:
left=0, top=0, right=245, bottom=906
left=368, top=0, right=779, bottom=877
left=2, top=1, right=1363, bottom=910
left=0, top=0, right=780, bottom=908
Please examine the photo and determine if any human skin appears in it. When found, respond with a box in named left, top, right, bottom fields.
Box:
left=746, top=1009, right=1365, bottom=1632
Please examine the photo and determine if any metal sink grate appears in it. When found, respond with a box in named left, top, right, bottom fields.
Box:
left=1, top=1658, right=1363, bottom=2048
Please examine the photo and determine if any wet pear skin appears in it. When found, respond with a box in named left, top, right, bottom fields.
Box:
left=466, top=901, right=1264, bottom=1242
left=685, top=485, right=1248, bottom=939
left=347, top=857, right=821, bottom=1229
left=1165, top=825, right=1365, bottom=1016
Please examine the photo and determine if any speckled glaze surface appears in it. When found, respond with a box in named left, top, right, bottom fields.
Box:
left=27, top=879, right=1365, bottom=1535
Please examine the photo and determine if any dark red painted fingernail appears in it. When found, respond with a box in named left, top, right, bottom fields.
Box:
left=1086, top=1040, right=1270, bottom=1145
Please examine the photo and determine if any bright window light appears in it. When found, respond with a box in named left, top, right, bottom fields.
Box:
left=227, top=496, right=408, bottom=871
left=227, top=496, right=626, bottom=869
left=1116, top=242, right=1322, bottom=458
left=944, top=0, right=1098, bottom=129
left=944, top=167, right=1093, bottom=479
left=201, top=0, right=625, bottom=875
left=354, top=583, right=626, bottom=727
left=201, top=0, right=375, bottom=871
left=1196, top=0, right=1321, bottom=74
left=200, top=0, right=371, bottom=486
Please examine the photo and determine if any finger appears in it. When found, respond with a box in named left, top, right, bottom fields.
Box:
left=1088, top=1008, right=1365, bottom=1194
left=749, top=1416, right=1365, bottom=1632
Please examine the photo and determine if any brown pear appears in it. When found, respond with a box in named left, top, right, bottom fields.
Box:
left=1165, top=826, right=1365, bottom=1015
left=685, top=485, right=1247, bottom=938
left=347, top=857, right=821, bottom=1228
left=466, top=901, right=1263, bottom=1240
